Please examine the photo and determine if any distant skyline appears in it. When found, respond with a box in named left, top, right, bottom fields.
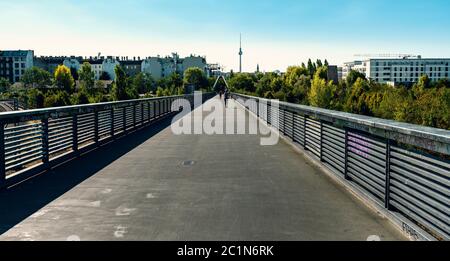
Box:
left=1, top=0, right=450, bottom=72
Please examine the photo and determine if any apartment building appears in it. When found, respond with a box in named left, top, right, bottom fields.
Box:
left=2, top=50, right=214, bottom=83
left=0, top=50, right=34, bottom=83
left=142, top=53, right=208, bottom=80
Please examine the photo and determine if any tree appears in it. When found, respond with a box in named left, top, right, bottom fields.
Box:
left=324, top=59, right=329, bottom=67
left=99, top=71, right=111, bottom=80
left=255, top=73, right=275, bottom=97
left=315, top=66, right=328, bottom=80
left=412, top=74, right=431, bottom=98
left=290, top=75, right=311, bottom=104
left=156, top=87, right=165, bottom=97
left=21, top=67, right=52, bottom=89
left=111, top=65, right=128, bottom=101
left=78, top=62, right=95, bottom=90
left=167, top=73, right=183, bottom=89
left=54, top=65, right=75, bottom=93
left=72, top=88, right=90, bottom=105
left=344, top=78, right=370, bottom=114
left=316, top=59, right=323, bottom=68
left=228, top=73, right=256, bottom=93
left=284, top=66, right=308, bottom=88
left=0, top=77, right=11, bottom=93
left=70, top=67, right=79, bottom=81
left=183, top=67, right=208, bottom=92
left=346, top=70, right=366, bottom=86
left=26, top=88, right=45, bottom=108
left=307, top=59, right=315, bottom=76
left=44, top=90, right=71, bottom=107
left=132, top=72, right=155, bottom=94
left=308, top=70, right=336, bottom=109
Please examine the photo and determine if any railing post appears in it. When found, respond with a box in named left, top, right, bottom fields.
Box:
left=94, top=109, right=99, bottom=145
left=344, top=128, right=350, bottom=180
left=42, top=117, right=49, bottom=167
left=385, top=139, right=392, bottom=210
left=141, top=102, right=144, bottom=124
left=147, top=102, right=151, bottom=122
left=303, top=115, right=307, bottom=149
left=319, top=121, right=323, bottom=162
left=292, top=110, right=295, bottom=141
left=133, top=104, right=137, bottom=129
left=72, top=114, right=78, bottom=154
left=110, top=107, right=115, bottom=139
left=0, top=121, right=6, bottom=188
left=292, top=113, right=297, bottom=143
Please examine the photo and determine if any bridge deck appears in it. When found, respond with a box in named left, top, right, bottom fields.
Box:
left=0, top=97, right=405, bottom=241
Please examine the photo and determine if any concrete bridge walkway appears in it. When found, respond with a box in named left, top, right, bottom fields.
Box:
left=0, top=97, right=405, bottom=241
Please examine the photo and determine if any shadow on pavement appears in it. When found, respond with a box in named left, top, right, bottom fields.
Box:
left=0, top=114, right=177, bottom=235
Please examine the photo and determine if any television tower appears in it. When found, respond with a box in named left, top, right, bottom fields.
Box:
left=239, top=34, right=243, bottom=73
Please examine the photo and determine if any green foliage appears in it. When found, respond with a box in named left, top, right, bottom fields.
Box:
left=0, top=77, right=11, bottom=93
left=229, top=73, right=256, bottom=93
left=21, top=67, right=52, bottom=89
left=132, top=72, right=155, bottom=94
left=344, top=78, right=370, bottom=114
left=308, top=69, right=336, bottom=109
left=346, top=70, right=366, bottom=86
left=285, top=66, right=309, bottom=88
left=78, top=62, right=95, bottom=90
left=99, top=71, right=111, bottom=80
left=44, top=90, right=71, bottom=107
left=156, top=87, right=165, bottom=97
left=26, top=88, right=45, bottom=108
left=183, top=67, right=208, bottom=92
left=228, top=58, right=449, bottom=130
left=54, top=65, right=75, bottom=93
left=111, top=65, right=128, bottom=101
left=70, top=67, right=79, bottom=81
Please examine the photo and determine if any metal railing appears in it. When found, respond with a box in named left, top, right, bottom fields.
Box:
left=233, top=93, right=450, bottom=241
left=0, top=93, right=214, bottom=189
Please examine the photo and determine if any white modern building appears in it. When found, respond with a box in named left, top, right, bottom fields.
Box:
left=343, top=57, right=450, bottom=85
left=342, top=60, right=363, bottom=80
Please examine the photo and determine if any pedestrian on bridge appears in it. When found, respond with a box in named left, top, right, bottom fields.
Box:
left=224, top=89, right=230, bottom=107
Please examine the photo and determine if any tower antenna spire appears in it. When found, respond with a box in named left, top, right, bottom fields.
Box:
left=239, top=33, right=243, bottom=73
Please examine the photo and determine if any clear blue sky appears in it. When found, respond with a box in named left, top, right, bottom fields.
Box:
left=1, top=0, right=449, bottom=72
